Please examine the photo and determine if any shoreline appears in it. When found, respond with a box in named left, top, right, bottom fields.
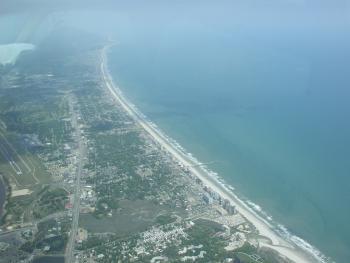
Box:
left=100, top=44, right=327, bottom=263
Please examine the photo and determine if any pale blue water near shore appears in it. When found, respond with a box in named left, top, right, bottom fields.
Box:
left=108, top=27, right=350, bottom=262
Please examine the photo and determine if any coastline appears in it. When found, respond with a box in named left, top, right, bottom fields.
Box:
left=100, top=44, right=326, bottom=263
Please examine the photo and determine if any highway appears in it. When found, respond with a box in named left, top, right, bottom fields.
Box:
left=65, top=97, right=85, bottom=263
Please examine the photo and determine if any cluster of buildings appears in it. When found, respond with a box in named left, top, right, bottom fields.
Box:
left=142, top=226, right=187, bottom=245
left=202, top=186, right=236, bottom=215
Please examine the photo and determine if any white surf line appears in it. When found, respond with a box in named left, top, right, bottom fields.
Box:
left=100, top=45, right=318, bottom=263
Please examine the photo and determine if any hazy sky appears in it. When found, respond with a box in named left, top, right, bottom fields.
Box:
left=0, top=0, right=348, bottom=45
left=1, top=0, right=349, bottom=22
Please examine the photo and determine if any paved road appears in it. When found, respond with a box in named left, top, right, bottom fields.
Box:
left=65, top=98, right=85, bottom=263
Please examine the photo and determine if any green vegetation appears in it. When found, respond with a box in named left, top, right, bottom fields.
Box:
left=78, top=80, right=189, bottom=208
left=0, top=45, right=75, bottom=227
left=93, top=197, right=119, bottom=218
left=3, top=194, right=33, bottom=224
left=79, top=236, right=104, bottom=250
left=20, top=218, right=70, bottom=255
left=33, top=187, right=68, bottom=219
left=155, top=214, right=176, bottom=225
left=184, top=221, right=227, bottom=262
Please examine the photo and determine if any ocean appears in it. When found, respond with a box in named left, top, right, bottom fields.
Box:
left=108, top=28, right=350, bottom=262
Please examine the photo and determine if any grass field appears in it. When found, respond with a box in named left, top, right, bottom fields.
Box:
left=79, top=199, right=171, bottom=235
left=0, top=130, right=50, bottom=187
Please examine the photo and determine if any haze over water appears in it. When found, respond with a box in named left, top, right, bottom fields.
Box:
left=108, top=12, right=350, bottom=262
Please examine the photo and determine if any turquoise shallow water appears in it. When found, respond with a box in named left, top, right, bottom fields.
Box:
left=108, top=29, right=350, bottom=262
